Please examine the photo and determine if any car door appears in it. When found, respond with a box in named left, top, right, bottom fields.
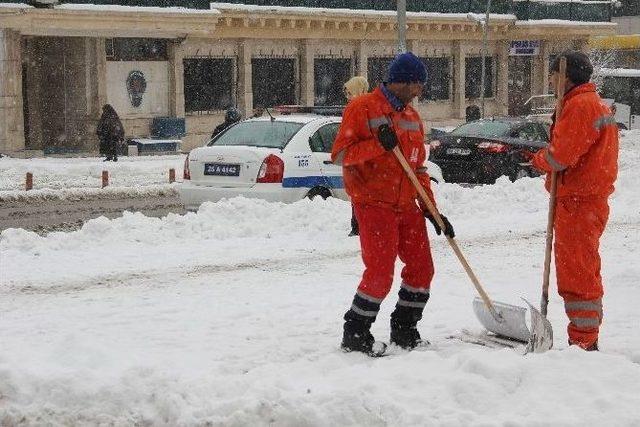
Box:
left=308, top=121, right=348, bottom=200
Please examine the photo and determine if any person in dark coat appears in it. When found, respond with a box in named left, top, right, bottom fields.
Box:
left=211, top=108, right=242, bottom=141
left=97, top=104, right=125, bottom=162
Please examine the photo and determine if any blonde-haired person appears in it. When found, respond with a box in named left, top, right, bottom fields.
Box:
left=344, top=76, right=369, bottom=101
left=343, top=76, right=369, bottom=236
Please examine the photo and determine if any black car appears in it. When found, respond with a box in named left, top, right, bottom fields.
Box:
left=428, top=117, right=549, bottom=184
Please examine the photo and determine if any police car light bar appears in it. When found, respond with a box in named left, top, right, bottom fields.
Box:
left=273, top=105, right=345, bottom=116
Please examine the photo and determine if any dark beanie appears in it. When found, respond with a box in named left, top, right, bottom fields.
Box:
left=551, top=50, right=593, bottom=85
left=387, top=52, right=427, bottom=84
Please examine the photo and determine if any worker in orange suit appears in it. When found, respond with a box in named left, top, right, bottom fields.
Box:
left=529, top=51, right=619, bottom=351
left=331, top=52, right=454, bottom=357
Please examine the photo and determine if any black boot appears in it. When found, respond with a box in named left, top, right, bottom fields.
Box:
left=342, top=316, right=386, bottom=357
left=390, top=284, right=430, bottom=350
left=341, top=293, right=386, bottom=357
left=390, top=317, right=428, bottom=350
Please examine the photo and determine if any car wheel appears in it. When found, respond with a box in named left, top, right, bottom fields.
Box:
left=307, top=187, right=332, bottom=200
left=510, top=168, right=530, bottom=182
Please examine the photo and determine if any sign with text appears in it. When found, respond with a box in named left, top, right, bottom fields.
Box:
left=509, top=40, right=540, bottom=56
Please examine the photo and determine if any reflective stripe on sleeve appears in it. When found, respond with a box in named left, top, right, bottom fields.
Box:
left=593, top=115, right=616, bottom=130
left=398, top=119, right=420, bottom=131
left=545, top=150, right=567, bottom=172
left=416, top=167, right=429, bottom=174
left=333, top=149, right=345, bottom=166
left=368, top=117, right=390, bottom=129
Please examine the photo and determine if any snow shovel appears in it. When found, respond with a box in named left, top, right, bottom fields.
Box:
left=527, top=57, right=570, bottom=352
left=391, top=146, right=552, bottom=351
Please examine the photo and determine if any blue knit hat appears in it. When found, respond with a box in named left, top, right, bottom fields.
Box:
left=387, top=52, right=427, bottom=84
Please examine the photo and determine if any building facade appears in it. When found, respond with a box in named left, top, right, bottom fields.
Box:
left=0, top=2, right=615, bottom=155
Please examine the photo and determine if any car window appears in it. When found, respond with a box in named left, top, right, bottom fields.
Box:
left=208, top=121, right=304, bottom=149
left=309, top=123, right=340, bottom=153
left=514, top=123, right=549, bottom=141
left=538, top=123, right=551, bottom=141
left=450, top=121, right=511, bottom=138
left=514, top=124, right=542, bottom=141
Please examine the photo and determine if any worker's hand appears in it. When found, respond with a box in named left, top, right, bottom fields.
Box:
left=516, top=149, right=534, bottom=163
left=425, top=212, right=455, bottom=238
left=377, top=124, right=398, bottom=151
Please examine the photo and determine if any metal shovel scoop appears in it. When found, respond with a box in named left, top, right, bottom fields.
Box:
left=392, top=145, right=552, bottom=352
left=473, top=297, right=553, bottom=352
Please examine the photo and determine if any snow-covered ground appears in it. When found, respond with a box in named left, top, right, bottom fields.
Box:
left=0, top=131, right=639, bottom=425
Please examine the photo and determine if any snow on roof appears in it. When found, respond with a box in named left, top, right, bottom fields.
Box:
left=55, top=3, right=220, bottom=14
left=597, top=68, right=640, bottom=78
left=248, top=114, right=337, bottom=124
left=209, top=2, right=517, bottom=21
left=515, top=19, right=615, bottom=26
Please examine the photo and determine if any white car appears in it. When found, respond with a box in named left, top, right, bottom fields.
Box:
left=178, top=114, right=444, bottom=211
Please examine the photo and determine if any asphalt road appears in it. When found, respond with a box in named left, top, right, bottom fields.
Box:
left=0, top=193, right=186, bottom=234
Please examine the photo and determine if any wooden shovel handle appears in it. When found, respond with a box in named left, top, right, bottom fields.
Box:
left=541, top=56, right=567, bottom=316
left=391, top=146, right=502, bottom=321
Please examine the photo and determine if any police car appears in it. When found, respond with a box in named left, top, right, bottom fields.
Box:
left=178, top=114, right=443, bottom=211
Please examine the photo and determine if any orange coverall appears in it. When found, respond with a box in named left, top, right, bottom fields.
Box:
left=531, top=82, right=619, bottom=349
left=331, top=86, right=436, bottom=301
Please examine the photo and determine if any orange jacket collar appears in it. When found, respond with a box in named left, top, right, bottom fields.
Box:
left=563, top=82, right=597, bottom=102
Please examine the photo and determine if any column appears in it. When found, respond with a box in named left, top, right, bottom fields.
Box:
left=299, top=39, right=314, bottom=107
left=452, top=40, right=466, bottom=120
left=355, top=39, right=368, bottom=78
left=95, top=38, right=108, bottom=109
left=533, top=40, right=551, bottom=96
left=0, top=29, right=25, bottom=153
left=168, top=40, right=185, bottom=118
left=237, top=38, right=253, bottom=118
left=496, top=40, right=510, bottom=116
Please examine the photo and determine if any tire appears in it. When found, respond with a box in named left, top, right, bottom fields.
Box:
left=307, top=187, right=332, bottom=200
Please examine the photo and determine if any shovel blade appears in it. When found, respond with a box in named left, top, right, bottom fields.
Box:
left=472, top=297, right=554, bottom=353
left=472, top=297, right=531, bottom=343
left=522, top=299, right=554, bottom=353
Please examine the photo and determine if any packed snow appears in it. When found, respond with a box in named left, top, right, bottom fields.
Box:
left=0, top=131, right=639, bottom=425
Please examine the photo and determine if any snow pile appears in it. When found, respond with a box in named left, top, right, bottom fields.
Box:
left=0, top=184, right=176, bottom=202
left=0, top=154, right=185, bottom=192
left=0, top=132, right=639, bottom=425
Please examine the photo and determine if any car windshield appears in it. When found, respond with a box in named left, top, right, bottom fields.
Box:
left=450, top=121, right=512, bottom=138
left=209, top=121, right=305, bottom=149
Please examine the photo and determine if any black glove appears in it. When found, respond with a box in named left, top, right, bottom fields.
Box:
left=425, top=213, right=455, bottom=238
left=377, top=124, right=398, bottom=151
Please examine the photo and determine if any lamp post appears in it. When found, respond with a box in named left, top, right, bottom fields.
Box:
left=467, top=0, right=492, bottom=118
left=397, top=0, right=407, bottom=54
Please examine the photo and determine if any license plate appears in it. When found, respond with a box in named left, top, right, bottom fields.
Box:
left=204, top=163, right=240, bottom=176
left=446, top=148, right=471, bottom=156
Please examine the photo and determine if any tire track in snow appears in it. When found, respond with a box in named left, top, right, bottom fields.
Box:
left=3, top=220, right=637, bottom=296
